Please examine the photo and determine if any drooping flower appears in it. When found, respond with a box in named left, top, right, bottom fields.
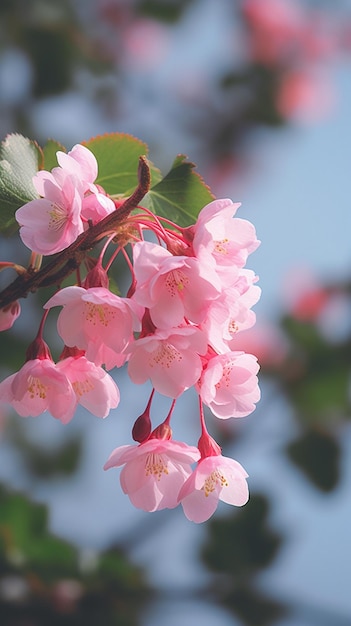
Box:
left=197, top=351, right=260, bottom=418
left=104, top=437, right=200, bottom=512
left=44, top=286, right=144, bottom=369
left=179, top=454, right=249, bottom=523
left=127, top=325, right=208, bottom=398
left=0, top=358, right=77, bottom=423
left=57, top=355, right=120, bottom=418
left=132, top=240, right=221, bottom=329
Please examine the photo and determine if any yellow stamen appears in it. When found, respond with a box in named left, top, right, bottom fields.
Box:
left=165, top=270, right=189, bottom=296
left=72, top=378, right=94, bottom=397
left=27, top=376, right=47, bottom=400
left=203, top=470, right=229, bottom=497
left=145, top=453, right=169, bottom=480
left=150, top=343, right=182, bottom=369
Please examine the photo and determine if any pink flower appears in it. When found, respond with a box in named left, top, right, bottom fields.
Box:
left=15, top=143, right=116, bottom=255
left=0, top=301, right=21, bottom=331
left=200, top=270, right=261, bottom=352
left=57, top=144, right=115, bottom=223
left=127, top=326, right=208, bottom=398
left=56, top=144, right=98, bottom=189
left=56, top=355, right=120, bottom=418
left=104, top=438, right=200, bottom=512
left=44, top=286, right=144, bottom=369
left=16, top=168, right=84, bottom=255
left=178, top=454, right=249, bottom=523
left=197, top=351, right=260, bottom=418
left=132, top=241, right=221, bottom=328
left=0, top=358, right=77, bottom=423
left=192, top=199, right=260, bottom=285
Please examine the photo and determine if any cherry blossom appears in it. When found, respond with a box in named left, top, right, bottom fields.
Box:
left=104, top=437, right=200, bottom=512
left=132, top=240, right=221, bottom=328
left=179, top=454, right=249, bottom=523
left=192, top=199, right=260, bottom=284
left=56, top=144, right=98, bottom=188
left=56, top=355, right=120, bottom=418
left=0, top=122, right=262, bottom=526
left=45, top=286, right=144, bottom=369
left=0, top=358, right=77, bottom=423
left=56, top=144, right=116, bottom=222
left=197, top=351, right=260, bottom=418
left=200, top=270, right=261, bottom=352
left=127, top=325, right=208, bottom=398
left=15, top=168, right=84, bottom=255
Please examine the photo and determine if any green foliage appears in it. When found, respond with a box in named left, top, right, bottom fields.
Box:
left=202, top=494, right=282, bottom=578
left=0, top=133, right=214, bottom=239
left=280, top=316, right=351, bottom=424
left=42, top=140, right=67, bottom=171
left=8, top=420, right=83, bottom=480
left=23, top=25, right=75, bottom=97
left=0, top=134, right=40, bottom=235
left=138, top=0, right=194, bottom=23
left=0, top=484, right=150, bottom=625
left=286, top=428, right=340, bottom=492
left=201, top=494, right=285, bottom=625
left=221, top=585, right=286, bottom=626
left=84, top=133, right=161, bottom=196
left=0, top=484, right=77, bottom=579
left=144, top=154, right=214, bottom=227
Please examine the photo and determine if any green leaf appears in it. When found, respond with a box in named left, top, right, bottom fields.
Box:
left=290, top=365, right=350, bottom=423
left=42, top=138, right=67, bottom=171
left=84, top=133, right=161, bottom=196
left=222, top=584, right=286, bottom=626
left=143, top=154, right=214, bottom=227
left=0, top=484, right=77, bottom=578
left=0, top=484, right=150, bottom=623
left=286, top=428, right=340, bottom=491
left=202, top=494, right=282, bottom=578
left=138, top=0, right=194, bottom=23
left=0, top=134, right=41, bottom=235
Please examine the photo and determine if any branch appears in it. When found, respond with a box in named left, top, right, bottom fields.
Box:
left=0, top=156, right=150, bottom=309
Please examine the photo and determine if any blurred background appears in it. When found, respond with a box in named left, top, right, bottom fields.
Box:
left=0, top=0, right=351, bottom=625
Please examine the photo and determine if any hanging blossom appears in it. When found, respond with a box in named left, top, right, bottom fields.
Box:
left=104, top=420, right=200, bottom=512
left=197, top=350, right=260, bottom=419
left=127, top=325, right=208, bottom=398
left=44, top=285, right=144, bottom=370
left=1, top=139, right=262, bottom=522
left=0, top=328, right=120, bottom=423
left=178, top=405, right=249, bottom=522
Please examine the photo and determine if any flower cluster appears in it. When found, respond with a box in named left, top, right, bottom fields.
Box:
left=0, top=143, right=261, bottom=522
